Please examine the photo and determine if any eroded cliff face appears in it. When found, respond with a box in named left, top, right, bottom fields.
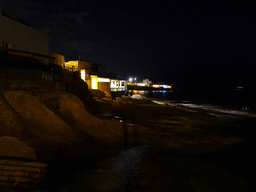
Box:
left=0, top=90, right=244, bottom=161
left=0, top=91, right=152, bottom=155
left=1, top=91, right=76, bottom=148
left=0, top=136, right=36, bottom=160
left=56, top=92, right=152, bottom=145
left=0, top=94, right=25, bottom=137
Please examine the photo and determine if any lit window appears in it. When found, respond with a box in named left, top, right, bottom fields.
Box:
left=80, top=69, right=86, bottom=81
left=91, top=75, right=98, bottom=89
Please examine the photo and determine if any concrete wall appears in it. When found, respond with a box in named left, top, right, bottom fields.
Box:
left=0, top=67, right=66, bottom=94
left=98, top=82, right=110, bottom=93
left=78, top=61, right=91, bottom=70
left=0, top=9, right=49, bottom=57
left=49, top=52, right=65, bottom=68
left=0, top=79, right=65, bottom=92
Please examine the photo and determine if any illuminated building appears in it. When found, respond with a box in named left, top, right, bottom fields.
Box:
left=127, top=79, right=172, bottom=90
left=65, top=59, right=127, bottom=92
left=49, top=52, right=65, bottom=68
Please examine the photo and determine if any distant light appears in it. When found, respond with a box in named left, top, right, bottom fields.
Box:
left=129, top=78, right=133, bottom=82
left=137, top=83, right=146, bottom=86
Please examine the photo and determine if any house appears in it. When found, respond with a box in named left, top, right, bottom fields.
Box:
left=65, top=59, right=127, bottom=92
left=0, top=5, right=50, bottom=65
left=49, top=52, right=65, bottom=68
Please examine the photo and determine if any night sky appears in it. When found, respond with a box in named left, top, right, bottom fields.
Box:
left=2, top=0, right=256, bottom=91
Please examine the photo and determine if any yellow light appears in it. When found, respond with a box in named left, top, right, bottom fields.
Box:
left=98, top=78, right=110, bottom=82
left=91, top=75, right=98, bottom=89
left=65, top=61, right=79, bottom=69
left=137, top=83, right=146, bottom=86
left=80, top=69, right=85, bottom=81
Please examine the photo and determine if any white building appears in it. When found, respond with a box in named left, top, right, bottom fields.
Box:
left=0, top=5, right=49, bottom=65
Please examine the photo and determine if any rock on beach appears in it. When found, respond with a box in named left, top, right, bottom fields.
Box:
left=2, top=91, right=76, bottom=145
left=0, top=94, right=25, bottom=137
left=56, top=92, right=152, bottom=145
left=0, top=136, right=36, bottom=160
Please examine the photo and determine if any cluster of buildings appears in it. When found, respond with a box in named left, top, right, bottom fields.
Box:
left=0, top=5, right=127, bottom=94
left=0, top=6, right=172, bottom=94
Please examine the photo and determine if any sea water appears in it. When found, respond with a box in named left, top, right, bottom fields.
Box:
left=128, top=89, right=256, bottom=113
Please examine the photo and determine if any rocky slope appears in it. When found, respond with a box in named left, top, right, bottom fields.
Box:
left=0, top=91, right=152, bottom=160
left=0, top=90, right=244, bottom=161
left=0, top=136, right=36, bottom=160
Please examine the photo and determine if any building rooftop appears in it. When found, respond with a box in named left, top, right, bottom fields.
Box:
left=1, top=6, right=31, bottom=27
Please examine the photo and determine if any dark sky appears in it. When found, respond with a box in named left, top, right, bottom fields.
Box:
left=2, top=0, right=256, bottom=90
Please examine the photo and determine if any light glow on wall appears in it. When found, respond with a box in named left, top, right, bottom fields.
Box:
left=98, top=78, right=110, bottom=82
left=80, top=69, right=85, bottom=82
left=91, top=75, right=98, bottom=89
left=137, top=83, right=146, bottom=86
left=65, top=61, right=79, bottom=70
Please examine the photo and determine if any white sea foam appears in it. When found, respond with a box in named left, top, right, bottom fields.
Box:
left=151, top=100, right=166, bottom=105
left=177, top=103, right=256, bottom=117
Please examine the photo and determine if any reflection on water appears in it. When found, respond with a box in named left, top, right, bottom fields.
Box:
left=45, top=146, right=194, bottom=191
left=104, top=146, right=147, bottom=190
left=71, top=146, right=151, bottom=191
left=30, top=145, right=248, bottom=192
